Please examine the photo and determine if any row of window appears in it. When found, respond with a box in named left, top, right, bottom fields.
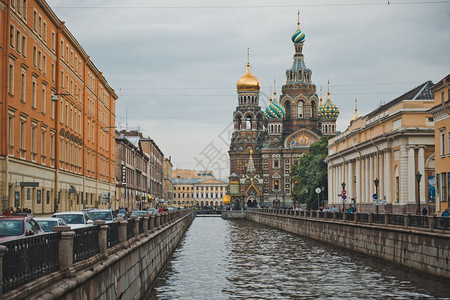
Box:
left=8, top=113, right=54, bottom=157
left=439, top=129, right=450, bottom=157
left=173, top=193, right=224, bottom=199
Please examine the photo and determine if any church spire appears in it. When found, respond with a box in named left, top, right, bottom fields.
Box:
left=320, top=86, right=323, bottom=105
left=297, top=10, right=300, bottom=30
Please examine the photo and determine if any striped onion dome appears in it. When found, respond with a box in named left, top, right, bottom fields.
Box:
left=291, top=29, right=305, bottom=44
left=265, top=99, right=286, bottom=119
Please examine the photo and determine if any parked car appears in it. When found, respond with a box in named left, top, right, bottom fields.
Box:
left=117, top=209, right=128, bottom=219
left=51, top=212, right=93, bottom=229
left=146, top=208, right=159, bottom=215
left=87, top=209, right=115, bottom=223
left=0, top=216, right=45, bottom=243
left=35, top=217, right=67, bottom=232
left=130, top=210, right=149, bottom=217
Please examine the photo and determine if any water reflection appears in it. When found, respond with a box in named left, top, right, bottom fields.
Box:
left=150, top=217, right=449, bottom=299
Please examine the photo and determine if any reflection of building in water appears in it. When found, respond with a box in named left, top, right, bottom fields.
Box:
left=228, top=13, right=338, bottom=207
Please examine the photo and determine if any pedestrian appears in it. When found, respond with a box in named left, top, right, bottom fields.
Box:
left=421, top=207, right=428, bottom=216
left=441, top=208, right=449, bottom=229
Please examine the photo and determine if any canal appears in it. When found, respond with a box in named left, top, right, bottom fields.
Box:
left=150, top=217, right=449, bottom=299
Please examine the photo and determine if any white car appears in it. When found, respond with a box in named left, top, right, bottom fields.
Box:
left=87, top=209, right=115, bottom=223
left=51, top=212, right=93, bottom=229
left=35, top=217, right=67, bottom=232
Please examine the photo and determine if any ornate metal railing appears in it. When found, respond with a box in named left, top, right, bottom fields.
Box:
left=254, top=209, right=450, bottom=232
left=357, top=213, right=369, bottom=223
left=345, top=213, right=355, bottom=221
left=107, top=222, right=120, bottom=248
left=372, top=214, right=385, bottom=224
left=408, top=215, right=429, bottom=228
left=139, top=218, right=144, bottom=234
left=388, top=214, right=405, bottom=226
left=127, top=219, right=134, bottom=240
left=2, top=232, right=60, bottom=293
left=73, top=226, right=99, bottom=262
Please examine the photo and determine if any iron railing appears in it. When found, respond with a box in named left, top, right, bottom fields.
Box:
left=127, top=219, right=134, bottom=240
left=372, top=214, right=385, bottom=224
left=73, top=226, right=99, bottom=262
left=345, top=213, right=355, bottom=221
left=357, top=213, right=369, bottom=223
left=139, top=218, right=144, bottom=234
left=388, top=214, right=405, bottom=226
left=2, top=232, right=60, bottom=293
left=107, top=222, right=120, bottom=248
left=326, top=212, right=334, bottom=219
left=408, top=215, right=429, bottom=228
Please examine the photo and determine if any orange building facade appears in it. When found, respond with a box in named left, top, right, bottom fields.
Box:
left=430, top=74, right=450, bottom=213
left=0, top=0, right=117, bottom=214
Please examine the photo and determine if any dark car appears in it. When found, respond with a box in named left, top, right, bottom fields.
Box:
left=0, top=216, right=45, bottom=243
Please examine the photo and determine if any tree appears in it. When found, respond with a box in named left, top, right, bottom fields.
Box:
left=291, top=136, right=330, bottom=209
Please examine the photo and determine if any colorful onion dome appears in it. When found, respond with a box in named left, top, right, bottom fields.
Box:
left=237, top=63, right=260, bottom=91
left=318, top=81, right=339, bottom=120
left=291, top=11, right=305, bottom=44
left=265, top=92, right=286, bottom=119
left=291, top=29, right=305, bottom=44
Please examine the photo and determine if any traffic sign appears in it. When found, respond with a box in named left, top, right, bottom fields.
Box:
left=342, top=190, right=347, bottom=195
left=373, top=194, right=378, bottom=200
left=342, top=195, right=347, bottom=200
left=337, top=194, right=342, bottom=197
left=315, top=187, right=321, bottom=194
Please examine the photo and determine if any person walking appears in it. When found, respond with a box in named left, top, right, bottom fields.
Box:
left=421, top=207, right=428, bottom=216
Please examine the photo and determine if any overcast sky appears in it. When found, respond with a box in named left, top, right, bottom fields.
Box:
left=49, top=0, right=450, bottom=178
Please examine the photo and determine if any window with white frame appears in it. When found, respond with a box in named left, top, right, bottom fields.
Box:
left=440, top=130, right=446, bottom=156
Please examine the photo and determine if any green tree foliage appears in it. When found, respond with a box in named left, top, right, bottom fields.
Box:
left=291, top=136, right=330, bottom=208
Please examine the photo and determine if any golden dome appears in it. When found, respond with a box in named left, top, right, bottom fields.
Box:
left=237, top=64, right=260, bottom=91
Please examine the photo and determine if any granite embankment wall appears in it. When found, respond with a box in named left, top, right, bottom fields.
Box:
left=247, top=211, right=449, bottom=279
left=24, top=211, right=194, bottom=300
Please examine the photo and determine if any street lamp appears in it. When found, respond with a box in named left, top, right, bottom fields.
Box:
left=374, top=178, right=379, bottom=214
left=315, top=187, right=321, bottom=210
left=416, top=171, right=422, bottom=214
left=341, top=182, right=346, bottom=211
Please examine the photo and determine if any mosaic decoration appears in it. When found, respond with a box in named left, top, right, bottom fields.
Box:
left=318, top=100, right=339, bottom=120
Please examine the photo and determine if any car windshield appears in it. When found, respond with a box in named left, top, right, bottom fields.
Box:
left=88, top=211, right=113, bottom=221
left=55, top=214, right=84, bottom=224
left=0, top=220, right=24, bottom=236
left=131, top=211, right=147, bottom=216
left=36, top=221, right=57, bottom=232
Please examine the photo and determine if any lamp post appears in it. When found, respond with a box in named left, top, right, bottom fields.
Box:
left=374, top=178, right=379, bottom=214
left=416, top=171, right=422, bottom=214
left=315, top=187, right=321, bottom=211
left=341, top=182, right=346, bottom=211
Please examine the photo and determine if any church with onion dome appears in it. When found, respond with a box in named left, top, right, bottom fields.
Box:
left=228, top=13, right=339, bottom=208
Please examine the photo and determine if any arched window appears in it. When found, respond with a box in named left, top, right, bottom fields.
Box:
left=236, top=115, right=242, bottom=130
left=285, top=101, right=291, bottom=119
left=311, top=101, right=316, bottom=118
left=297, top=101, right=304, bottom=118
left=246, top=116, right=252, bottom=129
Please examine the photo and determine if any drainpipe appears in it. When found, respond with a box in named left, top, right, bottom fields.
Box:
left=2, top=2, right=12, bottom=211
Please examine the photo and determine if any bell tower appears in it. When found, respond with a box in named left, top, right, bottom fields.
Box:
left=229, top=49, right=264, bottom=177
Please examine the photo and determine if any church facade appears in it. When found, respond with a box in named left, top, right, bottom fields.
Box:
left=229, top=16, right=339, bottom=207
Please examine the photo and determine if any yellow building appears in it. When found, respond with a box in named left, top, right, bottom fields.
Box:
left=327, top=82, right=435, bottom=214
left=172, top=178, right=196, bottom=207
left=430, top=74, right=450, bottom=213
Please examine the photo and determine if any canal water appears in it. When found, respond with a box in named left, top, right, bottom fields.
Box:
left=150, top=217, right=449, bottom=299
